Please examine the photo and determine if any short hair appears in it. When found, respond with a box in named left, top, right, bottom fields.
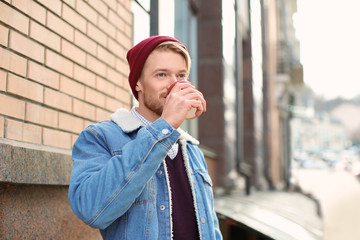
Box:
left=155, top=41, right=192, bottom=74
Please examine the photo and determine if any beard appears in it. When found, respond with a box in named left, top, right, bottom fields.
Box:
left=143, top=91, right=166, bottom=117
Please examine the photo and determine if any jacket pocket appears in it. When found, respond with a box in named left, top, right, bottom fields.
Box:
left=199, top=171, right=213, bottom=187
left=196, top=170, right=213, bottom=187
left=194, top=170, right=214, bottom=203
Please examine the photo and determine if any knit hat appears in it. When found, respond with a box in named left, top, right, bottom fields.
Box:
left=126, top=35, right=188, bottom=100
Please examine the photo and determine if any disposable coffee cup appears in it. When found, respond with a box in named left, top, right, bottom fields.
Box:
left=167, top=80, right=197, bottom=120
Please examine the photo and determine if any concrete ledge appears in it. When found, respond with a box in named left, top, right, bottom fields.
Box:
left=0, top=140, right=72, bottom=185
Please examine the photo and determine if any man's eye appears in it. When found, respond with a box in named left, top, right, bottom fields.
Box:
left=157, top=73, right=166, bottom=77
left=178, top=74, right=187, bottom=79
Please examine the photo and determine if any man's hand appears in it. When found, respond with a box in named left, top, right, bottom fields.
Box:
left=161, top=81, right=206, bottom=129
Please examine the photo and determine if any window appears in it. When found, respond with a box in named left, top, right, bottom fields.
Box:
left=132, top=0, right=150, bottom=44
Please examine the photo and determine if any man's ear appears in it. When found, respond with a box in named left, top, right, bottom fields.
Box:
left=135, top=81, right=143, bottom=92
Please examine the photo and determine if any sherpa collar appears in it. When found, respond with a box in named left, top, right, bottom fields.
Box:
left=110, top=108, right=199, bottom=145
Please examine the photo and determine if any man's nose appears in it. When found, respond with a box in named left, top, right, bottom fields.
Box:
left=169, top=75, right=178, bottom=84
left=167, top=77, right=179, bottom=95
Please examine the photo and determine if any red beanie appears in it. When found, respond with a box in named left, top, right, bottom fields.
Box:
left=126, top=35, right=188, bottom=100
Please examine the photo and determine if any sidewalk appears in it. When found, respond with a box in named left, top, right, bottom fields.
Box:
left=215, top=190, right=323, bottom=240
left=293, top=169, right=360, bottom=240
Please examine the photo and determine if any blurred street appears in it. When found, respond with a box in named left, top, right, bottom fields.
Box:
left=292, top=168, right=360, bottom=240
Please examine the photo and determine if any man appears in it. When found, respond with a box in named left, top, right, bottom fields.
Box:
left=69, top=36, right=222, bottom=240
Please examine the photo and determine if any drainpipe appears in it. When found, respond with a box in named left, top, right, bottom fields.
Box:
left=150, top=0, right=159, bottom=35
left=235, top=0, right=250, bottom=195
left=260, top=0, right=274, bottom=189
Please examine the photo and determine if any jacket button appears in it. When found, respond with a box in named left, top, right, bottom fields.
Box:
left=160, top=205, right=166, bottom=210
left=201, top=217, right=206, bottom=223
left=161, top=129, right=169, bottom=134
left=158, top=170, right=162, bottom=175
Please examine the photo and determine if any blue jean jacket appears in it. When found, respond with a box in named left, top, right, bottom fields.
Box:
left=68, top=109, right=222, bottom=240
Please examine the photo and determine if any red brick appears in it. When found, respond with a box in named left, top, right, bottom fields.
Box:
left=9, top=30, right=45, bottom=63
left=0, top=24, right=9, bottom=46
left=71, top=134, right=78, bottom=148
left=60, top=75, right=85, bottom=99
left=63, top=0, right=75, bottom=8
left=122, top=13, right=132, bottom=28
left=96, top=76, right=115, bottom=96
left=5, top=119, right=26, bottom=141
left=116, top=4, right=132, bottom=22
left=115, top=86, right=131, bottom=105
left=103, top=0, right=117, bottom=12
left=98, top=15, right=116, bottom=39
left=27, top=61, right=60, bottom=89
left=61, top=39, right=86, bottom=66
left=74, top=64, right=96, bottom=87
left=62, top=4, right=87, bottom=33
left=116, top=30, right=132, bottom=49
left=5, top=119, right=42, bottom=144
left=120, top=0, right=131, bottom=9
left=0, top=47, right=27, bottom=76
left=107, top=67, right=122, bottom=85
left=45, top=49, right=74, bottom=77
left=106, top=96, right=122, bottom=112
left=0, top=117, right=4, bottom=138
left=29, top=21, right=61, bottom=52
left=43, top=128, right=72, bottom=149
left=0, top=70, right=6, bottom=91
left=47, top=11, right=74, bottom=41
left=84, top=120, right=93, bottom=128
left=36, top=0, right=62, bottom=16
left=26, top=103, right=58, bottom=128
left=87, top=0, right=108, bottom=17
left=74, top=30, right=97, bottom=56
left=95, top=107, right=111, bottom=122
left=12, top=0, right=46, bottom=24
left=0, top=1, right=29, bottom=34
left=108, top=38, right=126, bottom=58
left=115, top=58, right=129, bottom=76
left=7, top=73, right=44, bottom=103
left=124, top=24, right=132, bottom=38
left=44, top=88, right=72, bottom=112
left=87, top=22, right=107, bottom=47
left=117, top=73, right=129, bottom=89
left=109, top=10, right=125, bottom=31
left=86, top=54, right=106, bottom=77
left=0, top=94, right=25, bottom=119
left=85, top=87, right=105, bottom=107
left=97, top=45, right=116, bottom=68
left=76, top=0, right=98, bottom=24
left=58, top=112, right=84, bottom=134
left=73, top=99, right=96, bottom=120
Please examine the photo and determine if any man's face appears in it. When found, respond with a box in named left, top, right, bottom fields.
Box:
left=136, top=49, right=188, bottom=117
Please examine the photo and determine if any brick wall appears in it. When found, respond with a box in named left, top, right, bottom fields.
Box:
left=0, top=0, right=133, bottom=238
left=0, top=0, right=133, bottom=150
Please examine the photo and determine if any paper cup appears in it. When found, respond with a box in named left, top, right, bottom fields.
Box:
left=167, top=81, right=197, bottom=120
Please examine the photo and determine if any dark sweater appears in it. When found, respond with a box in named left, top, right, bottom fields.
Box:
left=165, top=145, right=200, bottom=240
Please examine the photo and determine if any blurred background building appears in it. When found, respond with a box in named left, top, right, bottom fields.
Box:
left=0, top=0, right=326, bottom=239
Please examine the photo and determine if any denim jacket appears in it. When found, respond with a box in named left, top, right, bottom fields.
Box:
left=68, top=108, right=222, bottom=240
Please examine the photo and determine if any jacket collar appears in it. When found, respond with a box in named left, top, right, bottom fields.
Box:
left=110, top=108, right=199, bottom=145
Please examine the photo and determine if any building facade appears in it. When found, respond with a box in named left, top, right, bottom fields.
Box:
left=0, top=0, right=302, bottom=238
